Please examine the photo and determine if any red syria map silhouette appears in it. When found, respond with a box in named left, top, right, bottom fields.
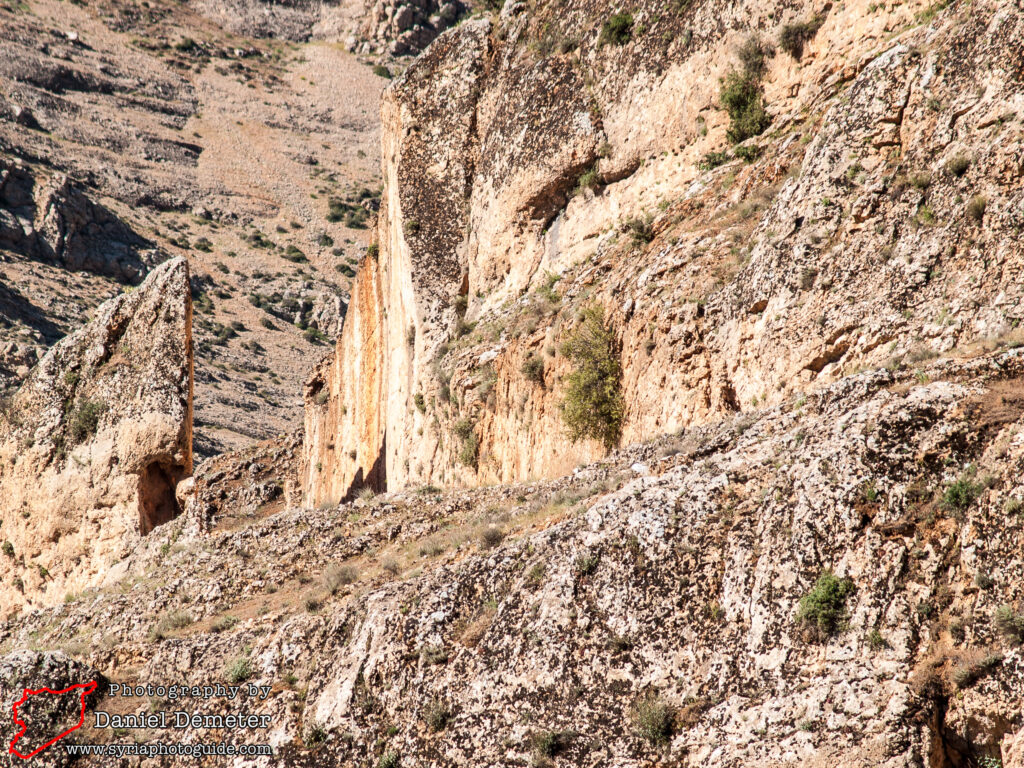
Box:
left=8, top=681, right=97, bottom=758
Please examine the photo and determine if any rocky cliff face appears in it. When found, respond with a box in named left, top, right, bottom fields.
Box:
left=304, top=0, right=1024, bottom=503
left=194, top=0, right=478, bottom=56
left=0, top=256, right=192, bottom=613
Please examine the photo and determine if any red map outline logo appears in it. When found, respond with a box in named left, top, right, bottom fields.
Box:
left=9, top=681, right=98, bottom=758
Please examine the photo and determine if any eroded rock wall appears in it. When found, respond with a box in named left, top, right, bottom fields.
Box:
left=305, top=0, right=1024, bottom=502
left=0, top=257, right=192, bottom=612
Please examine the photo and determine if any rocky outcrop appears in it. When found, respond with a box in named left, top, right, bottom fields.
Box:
left=304, top=0, right=1024, bottom=502
left=0, top=158, right=161, bottom=284
left=194, top=0, right=474, bottom=55
left=0, top=257, right=192, bottom=613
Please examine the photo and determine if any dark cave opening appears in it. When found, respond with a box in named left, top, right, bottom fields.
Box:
left=137, top=461, right=185, bottom=535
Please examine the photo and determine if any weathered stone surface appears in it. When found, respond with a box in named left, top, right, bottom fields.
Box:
left=0, top=159, right=160, bottom=284
left=305, top=0, right=1024, bottom=501
left=0, top=256, right=192, bottom=612
left=6, top=351, right=1024, bottom=766
left=0, top=651, right=104, bottom=767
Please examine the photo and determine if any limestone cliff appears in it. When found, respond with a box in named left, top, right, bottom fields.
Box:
left=305, top=0, right=1024, bottom=503
left=0, top=256, right=192, bottom=612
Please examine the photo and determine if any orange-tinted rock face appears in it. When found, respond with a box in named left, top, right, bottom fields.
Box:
left=303, top=255, right=385, bottom=504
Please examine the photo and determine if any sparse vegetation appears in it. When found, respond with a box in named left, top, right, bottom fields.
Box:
left=67, top=399, right=108, bottom=445
left=479, top=526, right=504, bottom=549
left=946, top=154, right=971, bottom=177
left=149, top=609, right=193, bottom=640
left=211, top=615, right=239, bottom=633
left=532, top=729, right=573, bottom=757
left=574, top=551, right=599, bottom=576
left=632, top=694, right=674, bottom=745
left=600, top=12, right=634, bottom=46
left=625, top=216, right=655, bottom=246
left=778, top=16, right=824, bottom=59
left=324, top=564, right=359, bottom=594
left=967, top=195, right=987, bottom=223
left=224, top=655, right=253, bottom=683
left=559, top=305, right=623, bottom=449
left=994, top=605, right=1024, bottom=644
left=377, top=749, right=400, bottom=768
left=795, top=570, right=855, bottom=638
left=424, top=698, right=451, bottom=732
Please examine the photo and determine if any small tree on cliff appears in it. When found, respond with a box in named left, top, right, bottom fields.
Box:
left=559, top=305, right=623, bottom=449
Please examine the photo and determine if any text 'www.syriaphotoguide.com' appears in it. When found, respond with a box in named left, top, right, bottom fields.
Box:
left=63, top=743, right=272, bottom=757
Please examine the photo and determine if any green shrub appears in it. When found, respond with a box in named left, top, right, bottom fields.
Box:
left=413, top=392, right=426, bottom=413
left=866, top=629, right=887, bottom=651
left=559, top=306, right=623, bottom=449
left=734, top=144, right=762, bottom=163
left=778, top=16, right=823, bottom=59
left=224, top=656, right=252, bottom=683
left=454, top=418, right=478, bottom=468
left=532, top=729, right=573, bottom=757
left=458, top=433, right=479, bottom=468
left=193, top=237, right=213, bottom=252
left=795, top=570, right=855, bottom=637
left=576, top=163, right=601, bottom=194
left=521, top=354, right=545, bottom=384
left=424, top=698, right=451, bottom=732
left=966, top=195, right=987, bottom=223
left=941, top=474, right=982, bottom=515
left=372, top=64, right=392, bottom=79
left=600, top=13, right=634, bottom=45
left=2, top=541, right=13, bottom=557
left=366, top=243, right=379, bottom=260
left=720, top=71, right=771, bottom=144
left=68, top=399, right=107, bottom=445
left=699, top=150, right=730, bottom=170
left=632, top=694, right=673, bottom=745
left=378, top=750, right=400, bottom=768
left=994, top=605, right=1024, bottom=644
